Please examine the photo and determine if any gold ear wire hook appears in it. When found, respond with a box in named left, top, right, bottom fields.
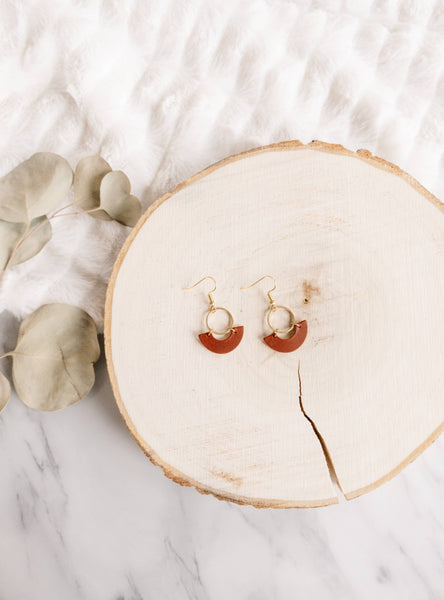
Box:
left=183, top=276, right=217, bottom=310
left=241, top=275, right=277, bottom=309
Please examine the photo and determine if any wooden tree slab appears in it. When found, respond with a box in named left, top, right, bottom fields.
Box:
left=104, top=141, right=444, bottom=508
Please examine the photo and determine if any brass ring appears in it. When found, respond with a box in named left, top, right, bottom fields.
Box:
left=205, top=306, right=234, bottom=336
left=267, top=305, right=296, bottom=335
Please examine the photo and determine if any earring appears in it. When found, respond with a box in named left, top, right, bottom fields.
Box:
left=183, top=276, right=244, bottom=354
left=241, top=276, right=307, bottom=353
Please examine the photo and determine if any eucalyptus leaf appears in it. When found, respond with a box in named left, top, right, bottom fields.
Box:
left=0, top=220, right=25, bottom=270
left=73, top=155, right=112, bottom=220
left=0, top=216, right=52, bottom=270
left=0, top=371, right=10, bottom=414
left=0, top=153, right=73, bottom=223
left=12, top=304, right=100, bottom=411
left=10, top=217, right=52, bottom=267
left=100, top=171, right=141, bottom=227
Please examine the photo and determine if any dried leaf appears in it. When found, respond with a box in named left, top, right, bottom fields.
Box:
left=0, top=372, right=10, bottom=414
left=0, top=217, right=52, bottom=270
left=12, top=304, right=100, bottom=411
left=0, top=153, right=73, bottom=223
left=0, top=220, right=25, bottom=270
left=100, top=171, right=141, bottom=227
left=10, top=217, right=52, bottom=267
left=73, top=155, right=113, bottom=220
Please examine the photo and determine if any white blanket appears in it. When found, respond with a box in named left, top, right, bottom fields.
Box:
left=0, top=0, right=443, bottom=329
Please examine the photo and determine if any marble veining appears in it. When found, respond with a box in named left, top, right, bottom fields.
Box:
left=0, top=352, right=443, bottom=599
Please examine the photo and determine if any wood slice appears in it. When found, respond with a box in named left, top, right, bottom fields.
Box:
left=104, top=141, right=444, bottom=508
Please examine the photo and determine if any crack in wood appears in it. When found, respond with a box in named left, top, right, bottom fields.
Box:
left=297, top=360, right=343, bottom=497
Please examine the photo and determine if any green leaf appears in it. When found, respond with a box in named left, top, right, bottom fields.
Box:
left=0, top=216, right=52, bottom=270
left=0, top=153, right=73, bottom=223
left=0, top=371, right=10, bottom=414
left=12, top=304, right=100, bottom=411
left=73, top=155, right=113, bottom=220
left=100, top=171, right=141, bottom=227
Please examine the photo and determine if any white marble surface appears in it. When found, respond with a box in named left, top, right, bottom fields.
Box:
left=0, top=316, right=443, bottom=599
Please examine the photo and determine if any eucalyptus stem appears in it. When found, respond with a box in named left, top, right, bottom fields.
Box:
left=50, top=206, right=103, bottom=218
left=0, top=352, right=12, bottom=360
left=51, top=200, right=76, bottom=217
left=0, top=204, right=103, bottom=287
left=18, top=201, right=88, bottom=246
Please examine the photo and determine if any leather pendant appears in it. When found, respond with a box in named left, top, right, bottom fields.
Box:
left=199, top=326, right=244, bottom=354
left=264, top=320, right=307, bottom=353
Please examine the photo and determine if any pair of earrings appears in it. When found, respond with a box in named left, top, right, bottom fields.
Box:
left=183, top=275, right=308, bottom=355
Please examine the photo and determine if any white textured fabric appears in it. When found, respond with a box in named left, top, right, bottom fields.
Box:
left=0, top=0, right=443, bottom=329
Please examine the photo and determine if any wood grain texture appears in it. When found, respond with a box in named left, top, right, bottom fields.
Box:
left=104, top=141, right=444, bottom=508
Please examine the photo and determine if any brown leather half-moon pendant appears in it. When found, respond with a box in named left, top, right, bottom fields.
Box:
left=199, top=326, right=244, bottom=354
left=264, top=320, right=308, bottom=353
